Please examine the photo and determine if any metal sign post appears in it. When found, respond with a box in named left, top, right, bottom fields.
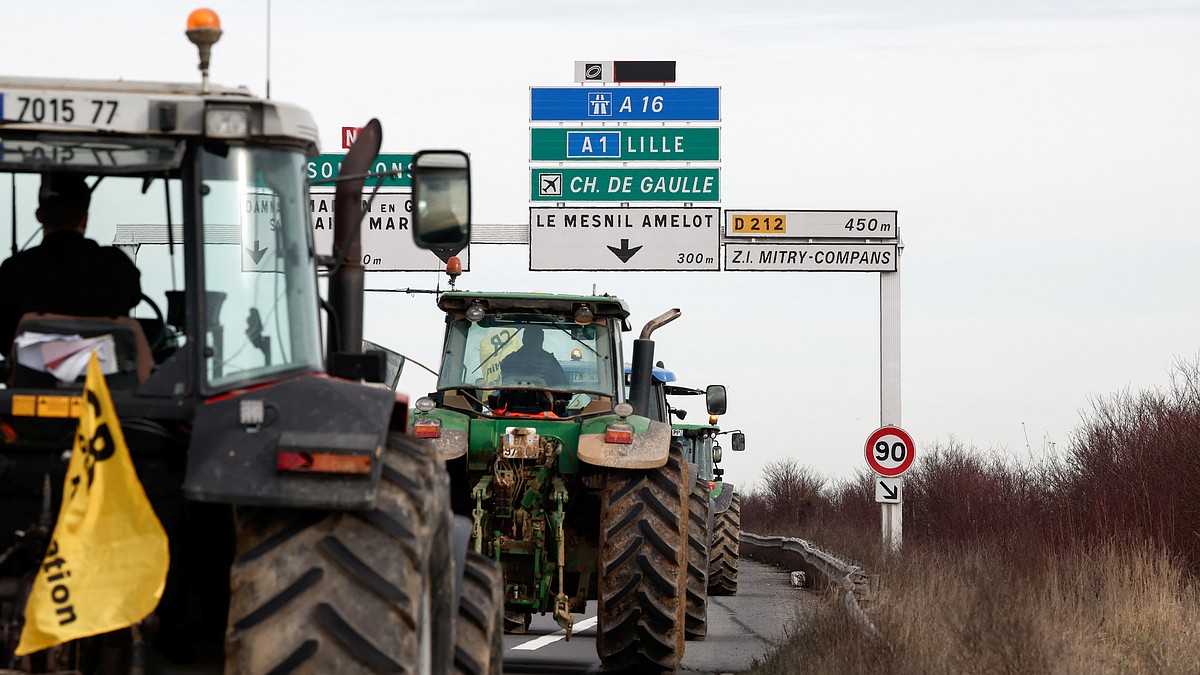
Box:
left=879, top=251, right=904, bottom=551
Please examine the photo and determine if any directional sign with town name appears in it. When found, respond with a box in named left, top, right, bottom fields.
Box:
left=530, top=87, right=720, bottom=121
left=530, top=127, right=719, bottom=162
left=307, top=153, right=414, bottom=188
left=310, top=190, right=468, bottom=272
left=529, top=207, right=720, bottom=271
left=241, top=188, right=283, bottom=272
left=531, top=168, right=719, bottom=202
left=724, top=243, right=897, bottom=272
left=724, top=210, right=898, bottom=239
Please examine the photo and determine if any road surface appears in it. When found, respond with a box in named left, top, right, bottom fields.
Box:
left=501, top=558, right=815, bottom=673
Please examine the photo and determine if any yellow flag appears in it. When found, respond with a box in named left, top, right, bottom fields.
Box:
left=16, top=351, right=170, bottom=655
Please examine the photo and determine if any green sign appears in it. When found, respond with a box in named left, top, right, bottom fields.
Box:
left=306, top=153, right=414, bottom=187
left=531, top=168, right=720, bottom=202
left=529, top=127, right=719, bottom=161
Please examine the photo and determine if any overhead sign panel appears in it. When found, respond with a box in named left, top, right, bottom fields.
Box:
left=530, top=207, right=720, bottom=271
left=530, top=127, right=719, bottom=162
left=531, top=168, right=719, bottom=202
left=307, top=153, right=414, bottom=188
left=573, top=61, right=677, bottom=83
left=530, top=87, right=720, bottom=121
left=724, top=243, right=897, bottom=272
left=724, top=210, right=898, bottom=239
left=310, top=190, right=468, bottom=272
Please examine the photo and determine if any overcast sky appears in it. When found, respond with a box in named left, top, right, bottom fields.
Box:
left=4, top=1, right=1199, bottom=488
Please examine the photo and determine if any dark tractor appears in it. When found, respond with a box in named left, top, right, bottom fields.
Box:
left=0, top=11, right=499, bottom=674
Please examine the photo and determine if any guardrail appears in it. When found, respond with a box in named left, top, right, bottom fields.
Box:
left=740, top=531, right=884, bottom=644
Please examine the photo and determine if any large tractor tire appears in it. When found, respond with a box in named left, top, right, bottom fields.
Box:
left=684, top=478, right=712, bottom=641
left=225, top=433, right=454, bottom=675
left=707, top=491, right=741, bottom=596
left=453, top=550, right=504, bottom=675
left=596, top=442, right=689, bottom=673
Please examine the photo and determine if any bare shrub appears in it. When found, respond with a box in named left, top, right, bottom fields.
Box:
left=1053, top=364, right=1200, bottom=572
left=742, top=458, right=825, bottom=536
left=745, top=355, right=1200, bottom=673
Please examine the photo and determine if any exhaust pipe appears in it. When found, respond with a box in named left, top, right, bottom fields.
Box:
left=628, top=308, right=681, bottom=418
left=328, top=118, right=382, bottom=358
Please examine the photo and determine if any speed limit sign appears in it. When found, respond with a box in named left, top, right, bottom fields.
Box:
left=865, top=426, right=915, bottom=477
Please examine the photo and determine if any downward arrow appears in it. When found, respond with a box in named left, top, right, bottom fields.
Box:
left=879, top=481, right=899, bottom=501
left=246, top=240, right=269, bottom=265
left=607, top=239, right=642, bottom=263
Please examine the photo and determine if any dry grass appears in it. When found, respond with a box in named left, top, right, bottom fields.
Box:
left=744, top=357, right=1200, bottom=674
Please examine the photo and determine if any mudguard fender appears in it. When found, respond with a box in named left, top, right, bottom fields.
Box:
left=712, top=482, right=737, bottom=515
left=412, top=408, right=469, bottom=460
left=578, top=415, right=672, bottom=469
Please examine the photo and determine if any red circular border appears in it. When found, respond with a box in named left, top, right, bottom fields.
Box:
left=864, top=425, right=916, bottom=477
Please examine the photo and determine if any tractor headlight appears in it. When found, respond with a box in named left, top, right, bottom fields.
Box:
left=205, top=104, right=251, bottom=138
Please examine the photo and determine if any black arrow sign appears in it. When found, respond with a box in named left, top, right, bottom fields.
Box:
left=607, top=238, right=642, bottom=263
left=246, top=240, right=269, bottom=265
left=879, top=481, right=899, bottom=501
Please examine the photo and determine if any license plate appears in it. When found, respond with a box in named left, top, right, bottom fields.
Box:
left=0, top=89, right=148, bottom=132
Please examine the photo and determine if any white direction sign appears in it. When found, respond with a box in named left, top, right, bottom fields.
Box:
left=310, top=190, right=469, bottom=272
left=725, top=243, right=896, bottom=272
left=529, top=207, right=720, bottom=271
left=725, top=210, right=898, bottom=239
left=241, top=187, right=282, bottom=272
left=865, top=425, right=916, bottom=477
left=875, top=477, right=903, bottom=504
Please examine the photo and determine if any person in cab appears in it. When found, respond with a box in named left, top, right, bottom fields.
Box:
left=0, top=172, right=142, bottom=357
left=500, top=326, right=567, bottom=388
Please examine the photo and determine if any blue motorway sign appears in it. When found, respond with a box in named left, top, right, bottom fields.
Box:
left=530, top=87, right=720, bottom=122
left=568, top=131, right=620, bottom=158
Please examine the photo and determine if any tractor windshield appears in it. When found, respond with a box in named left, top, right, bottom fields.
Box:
left=438, top=315, right=616, bottom=398
left=200, top=145, right=323, bottom=389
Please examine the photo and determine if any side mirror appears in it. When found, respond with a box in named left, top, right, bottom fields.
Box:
left=411, top=150, right=471, bottom=249
left=732, top=431, right=745, bottom=452
left=671, top=408, right=687, bottom=420
left=363, top=339, right=406, bottom=391
left=705, top=384, right=727, bottom=416
left=712, top=442, right=723, bottom=464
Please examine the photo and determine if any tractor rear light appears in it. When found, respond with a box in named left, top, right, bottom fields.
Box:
left=413, top=418, right=442, bottom=439
left=277, top=451, right=372, bottom=474
left=708, top=481, right=716, bottom=491
left=605, top=423, right=634, bottom=445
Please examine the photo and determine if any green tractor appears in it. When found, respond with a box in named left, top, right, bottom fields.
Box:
left=411, top=292, right=694, bottom=673
left=667, top=398, right=739, bottom=593
left=655, top=382, right=745, bottom=599
left=630, top=364, right=744, bottom=640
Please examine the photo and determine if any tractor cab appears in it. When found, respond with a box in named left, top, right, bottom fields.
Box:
left=0, top=11, right=477, bottom=671
left=430, top=292, right=630, bottom=418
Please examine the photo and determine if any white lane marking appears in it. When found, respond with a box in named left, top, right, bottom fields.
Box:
left=511, top=616, right=598, bottom=651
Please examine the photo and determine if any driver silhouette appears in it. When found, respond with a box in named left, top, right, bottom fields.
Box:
left=499, top=326, right=567, bottom=388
